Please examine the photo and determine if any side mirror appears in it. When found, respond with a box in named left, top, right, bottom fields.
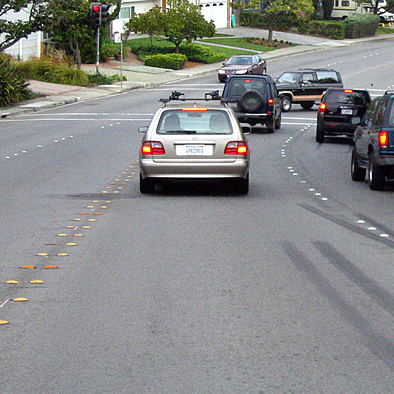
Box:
left=351, top=117, right=361, bottom=125
left=242, top=125, right=252, bottom=134
left=138, top=126, right=148, bottom=134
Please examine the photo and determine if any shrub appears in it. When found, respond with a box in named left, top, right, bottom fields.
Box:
left=144, top=53, right=187, bottom=70
left=13, top=57, right=89, bottom=86
left=87, top=73, right=126, bottom=85
left=180, top=43, right=225, bottom=63
left=0, top=54, right=35, bottom=107
left=297, top=20, right=346, bottom=39
left=343, top=14, right=380, bottom=38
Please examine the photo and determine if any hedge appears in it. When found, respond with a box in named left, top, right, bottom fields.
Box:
left=343, top=14, right=380, bottom=38
left=144, top=53, right=187, bottom=70
left=180, top=43, right=225, bottom=64
left=297, top=20, right=346, bottom=39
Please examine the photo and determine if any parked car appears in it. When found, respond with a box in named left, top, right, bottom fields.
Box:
left=351, top=93, right=394, bottom=190
left=139, top=91, right=250, bottom=194
left=220, top=75, right=281, bottom=133
left=218, top=54, right=267, bottom=83
left=276, top=68, right=343, bottom=111
left=316, top=88, right=370, bottom=143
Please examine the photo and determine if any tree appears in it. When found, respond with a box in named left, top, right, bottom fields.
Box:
left=125, top=0, right=216, bottom=53
left=267, top=0, right=314, bottom=43
left=0, top=0, right=46, bottom=52
left=44, top=0, right=121, bottom=69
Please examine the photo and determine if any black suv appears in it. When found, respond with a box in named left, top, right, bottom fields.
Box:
left=276, top=68, right=343, bottom=111
left=351, top=93, right=394, bottom=190
left=221, top=75, right=282, bottom=133
left=316, top=88, right=370, bottom=143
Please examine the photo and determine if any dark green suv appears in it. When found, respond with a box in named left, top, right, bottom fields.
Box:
left=276, top=68, right=343, bottom=112
left=351, top=92, right=394, bottom=190
left=221, top=75, right=282, bottom=133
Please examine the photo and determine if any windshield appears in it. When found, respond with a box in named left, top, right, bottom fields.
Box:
left=157, top=110, right=233, bottom=135
left=227, top=56, right=252, bottom=66
left=325, top=91, right=370, bottom=106
left=277, top=72, right=300, bottom=83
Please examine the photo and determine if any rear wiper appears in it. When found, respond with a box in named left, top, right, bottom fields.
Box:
left=166, top=130, right=196, bottom=134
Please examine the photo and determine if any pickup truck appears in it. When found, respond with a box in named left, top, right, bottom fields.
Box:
left=351, top=91, right=394, bottom=190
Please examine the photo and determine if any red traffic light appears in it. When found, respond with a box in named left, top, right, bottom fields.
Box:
left=92, top=5, right=100, bottom=11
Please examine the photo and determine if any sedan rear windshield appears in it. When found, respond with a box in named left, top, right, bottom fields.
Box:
left=325, top=91, right=370, bottom=106
left=157, top=110, right=233, bottom=135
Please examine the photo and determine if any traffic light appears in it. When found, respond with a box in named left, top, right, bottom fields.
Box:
left=90, top=2, right=102, bottom=28
left=101, top=4, right=110, bottom=26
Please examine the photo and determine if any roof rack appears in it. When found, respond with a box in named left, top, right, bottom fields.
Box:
left=160, top=90, right=221, bottom=104
left=298, top=68, right=335, bottom=71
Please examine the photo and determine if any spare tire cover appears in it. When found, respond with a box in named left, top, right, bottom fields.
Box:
left=239, top=90, right=264, bottom=112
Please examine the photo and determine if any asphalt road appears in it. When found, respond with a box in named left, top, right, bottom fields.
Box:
left=1, top=37, right=394, bottom=392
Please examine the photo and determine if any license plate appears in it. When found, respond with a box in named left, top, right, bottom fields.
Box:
left=176, top=145, right=213, bottom=156
left=341, top=108, right=353, bottom=115
left=186, top=145, right=204, bottom=155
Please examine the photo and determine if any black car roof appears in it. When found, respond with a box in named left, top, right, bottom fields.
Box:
left=225, top=74, right=274, bottom=83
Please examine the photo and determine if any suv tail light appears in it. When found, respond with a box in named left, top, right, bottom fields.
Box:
left=378, top=130, right=388, bottom=148
left=319, top=103, right=326, bottom=113
left=224, top=141, right=248, bottom=155
left=142, top=141, right=165, bottom=155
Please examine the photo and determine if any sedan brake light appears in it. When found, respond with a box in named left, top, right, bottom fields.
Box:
left=378, top=130, right=388, bottom=148
left=142, top=141, right=165, bottom=155
left=319, top=103, right=326, bottom=113
left=224, top=141, right=248, bottom=155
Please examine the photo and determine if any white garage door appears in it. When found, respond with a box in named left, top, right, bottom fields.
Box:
left=200, top=1, right=228, bottom=29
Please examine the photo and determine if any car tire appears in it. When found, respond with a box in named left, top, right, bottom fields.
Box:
left=316, top=121, right=325, bottom=143
left=275, top=114, right=281, bottom=130
left=234, top=174, right=249, bottom=195
left=300, top=102, right=314, bottom=110
left=281, top=96, right=292, bottom=112
left=239, top=90, right=264, bottom=112
left=367, top=152, right=385, bottom=190
left=140, top=174, right=155, bottom=194
left=266, top=119, right=275, bottom=133
left=351, top=148, right=366, bottom=181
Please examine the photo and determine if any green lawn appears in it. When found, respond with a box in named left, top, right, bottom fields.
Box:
left=200, top=37, right=296, bottom=52
left=126, top=36, right=257, bottom=58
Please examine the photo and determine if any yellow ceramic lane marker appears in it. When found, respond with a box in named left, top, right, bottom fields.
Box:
left=43, top=265, right=58, bottom=269
left=87, top=205, right=95, bottom=209
left=36, top=253, right=48, bottom=257
left=58, top=234, right=68, bottom=237
left=0, top=320, right=9, bottom=325
left=67, top=226, right=77, bottom=229
left=79, top=212, right=89, bottom=215
left=21, top=265, right=36, bottom=269
left=30, top=280, right=44, bottom=284
left=6, top=280, right=20, bottom=285
left=73, top=218, right=83, bottom=222
left=74, top=234, right=84, bottom=237
left=66, top=243, right=77, bottom=246
left=12, top=297, right=28, bottom=302
left=82, top=226, right=91, bottom=229
left=93, top=212, right=102, bottom=215
left=56, top=253, right=69, bottom=257
left=88, top=219, right=96, bottom=222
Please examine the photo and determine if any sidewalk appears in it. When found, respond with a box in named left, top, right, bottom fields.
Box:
left=2, top=26, right=394, bottom=119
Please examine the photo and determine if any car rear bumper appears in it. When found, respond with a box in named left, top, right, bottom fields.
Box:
left=320, top=119, right=357, bottom=136
left=140, top=159, right=249, bottom=179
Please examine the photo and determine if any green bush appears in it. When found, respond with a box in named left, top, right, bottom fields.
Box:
left=343, top=14, right=380, bottom=38
left=180, top=43, right=225, bottom=63
left=297, top=20, right=346, bottom=39
left=13, top=57, right=89, bottom=86
left=144, top=53, right=187, bottom=70
left=87, top=73, right=126, bottom=85
left=240, top=10, right=297, bottom=30
left=0, top=54, right=34, bottom=107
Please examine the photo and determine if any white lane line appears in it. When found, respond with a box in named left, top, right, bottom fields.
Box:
left=0, top=299, right=10, bottom=308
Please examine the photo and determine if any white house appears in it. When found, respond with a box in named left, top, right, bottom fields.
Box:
left=112, top=0, right=230, bottom=35
left=2, top=7, right=43, bottom=60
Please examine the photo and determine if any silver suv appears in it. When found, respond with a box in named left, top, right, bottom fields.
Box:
left=139, top=91, right=250, bottom=194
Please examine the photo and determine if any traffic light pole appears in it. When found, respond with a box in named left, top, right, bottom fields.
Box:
left=95, top=26, right=100, bottom=74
